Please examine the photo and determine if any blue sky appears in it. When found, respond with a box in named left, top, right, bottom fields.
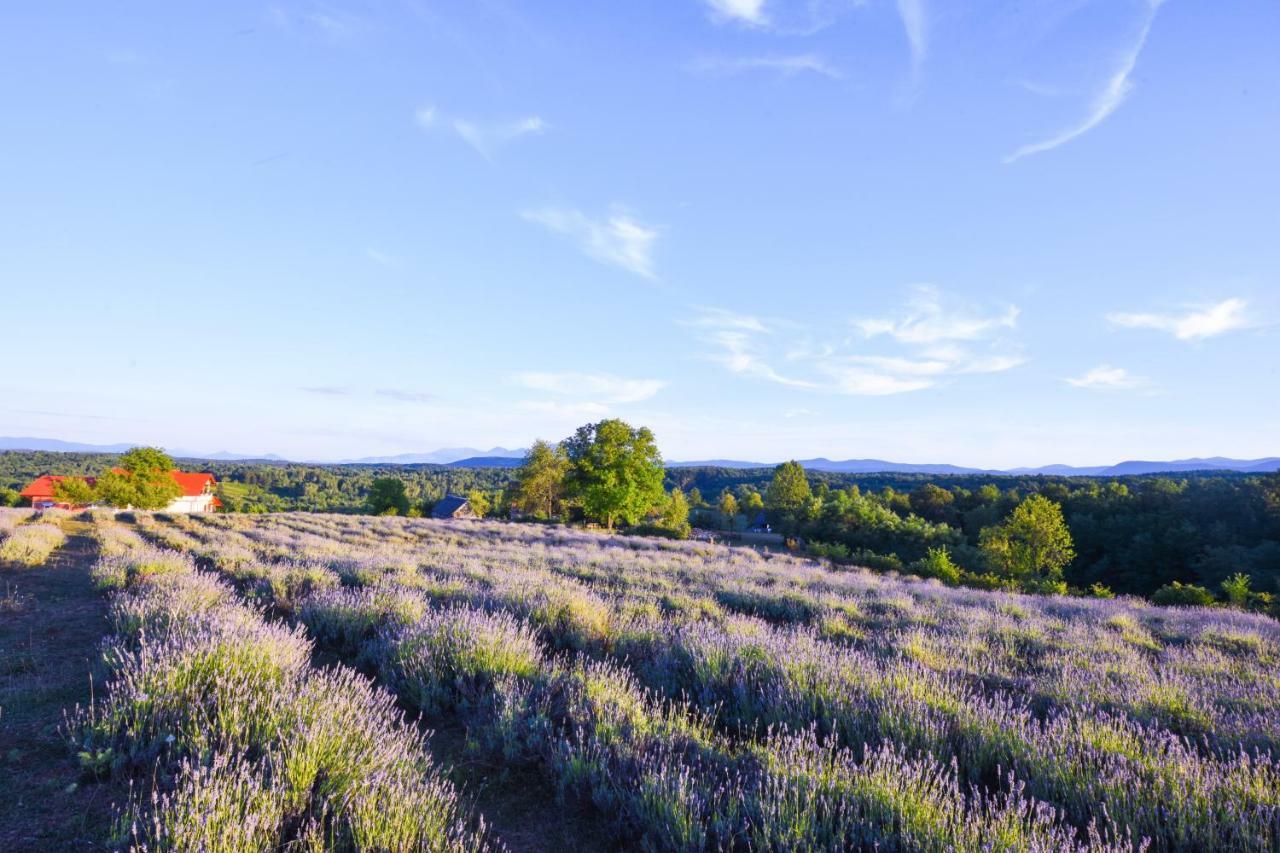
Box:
left=1, top=0, right=1277, bottom=466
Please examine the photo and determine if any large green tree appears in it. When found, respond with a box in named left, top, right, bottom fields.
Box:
left=765, top=460, right=811, bottom=524
left=510, top=439, right=570, bottom=519
left=563, top=419, right=665, bottom=530
left=979, top=494, right=1075, bottom=585
left=366, top=477, right=411, bottom=515
left=53, top=477, right=98, bottom=506
left=659, top=488, right=692, bottom=538
left=718, top=490, right=739, bottom=531
left=96, top=447, right=183, bottom=510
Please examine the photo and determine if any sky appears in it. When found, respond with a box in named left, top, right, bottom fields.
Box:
left=1, top=0, right=1277, bottom=467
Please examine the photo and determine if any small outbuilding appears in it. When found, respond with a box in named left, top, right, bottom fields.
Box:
left=432, top=494, right=476, bottom=520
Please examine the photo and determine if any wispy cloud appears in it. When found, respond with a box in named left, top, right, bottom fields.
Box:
left=513, top=371, right=666, bottom=403
left=268, top=4, right=367, bottom=42
left=1005, top=0, right=1167, bottom=163
left=1065, top=365, right=1148, bottom=390
left=895, top=0, right=928, bottom=73
left=699, top=0, right=855, bottom=34
left=855, top=286, right=1019, bottom=344
left=703, top=0, right=768, bottom=27
left=684, top=307, right=772, bottom=334
left=300, top=385, right=351, bottom=396
left=692, top=288, right=1023, bottom=396
left=688, top=54, right=843, bottom=79
left=416, top=105, right=546, bottom=158
left=376, top=388, right=436, bottom=404
left=522, top=207, right=659, bottom=279
left=1108, top=298, right=1251, bottom=341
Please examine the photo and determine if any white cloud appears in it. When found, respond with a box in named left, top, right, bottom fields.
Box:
left=416, top=105, right=546, bottom=158
left=1065, top=365, right=1147, bottom=390
left=692, top=289, right=1023, bottom=396
left=896, top=0, right=927, bottom=72
left=513, top=372, right=666, bottom=404
left=1005, top=0, right=1167, bottom=163
left=1108, top=298, right=1251, bottom=341
left=855, top=286, right=1019, bottom=344
left=689, top=54, right=843, bottom=79
left=704, top=0, right=768, bottom=26
left=684, top=307, right=771, bottom=334
left=522, top=207, right=659, bottom=279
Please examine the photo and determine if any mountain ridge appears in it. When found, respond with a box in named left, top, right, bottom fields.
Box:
left=2, top=437, right=1276, bottom=476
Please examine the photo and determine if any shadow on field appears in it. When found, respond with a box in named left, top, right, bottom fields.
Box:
left=0, top=523, right=124, bottom=851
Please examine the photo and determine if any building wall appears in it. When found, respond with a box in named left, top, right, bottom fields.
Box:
left=163, top=494, right=216, bottom=513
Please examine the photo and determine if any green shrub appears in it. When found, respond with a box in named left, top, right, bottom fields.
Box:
left=910, top=547, right=961, bottom=585
left=1151, top=581, right=1217, bottom=608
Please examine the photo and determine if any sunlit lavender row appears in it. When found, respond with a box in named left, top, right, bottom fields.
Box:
left=113, top=510, right=1280, bottom=850
left=71, top=520, right=492, bottom=851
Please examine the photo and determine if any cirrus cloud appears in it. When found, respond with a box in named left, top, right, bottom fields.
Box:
left=691, top=287, right=1024, bottom=396
left=1065, top=365, right=1148, bottom=390
left=1108, top=298, right=1251, bottom=341
left=522, top=207, right=660, bottom=279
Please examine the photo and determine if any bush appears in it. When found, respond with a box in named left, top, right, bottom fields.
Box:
left=1151, top=581, right=1217, bottom=608
left=909, top=547, right=961, bottom=585
left=807, top=541, right=851, bottom=562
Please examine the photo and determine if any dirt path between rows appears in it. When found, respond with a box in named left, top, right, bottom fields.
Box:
left=0, top=522, right=125, bottom=850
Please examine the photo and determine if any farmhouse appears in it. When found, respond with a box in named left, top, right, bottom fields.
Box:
left=432, top=494, right=475, bottom=520
left=19, top=475, right=100, bottom=511
left=19, top=470, right=222, bottom=513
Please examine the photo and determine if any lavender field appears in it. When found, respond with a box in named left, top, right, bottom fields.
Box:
left=69, top=511, right=1280, bottom=850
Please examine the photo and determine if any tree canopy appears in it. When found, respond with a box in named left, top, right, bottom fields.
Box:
left=509, top=439, right=570, bottom=520
left=367, top=477, right=411, bottom=515
left=563, top=419, right=665, bottom=530
left=96, top=446, right=183, bottom=510
left=765, top=461, right=811, bottom=520
left=979, top=494, right=1075, bottom=586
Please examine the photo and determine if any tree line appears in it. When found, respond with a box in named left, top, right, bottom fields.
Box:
left=4, top=439, right=1278, bottom=610
left=677, top=461, right=1280, bottom=613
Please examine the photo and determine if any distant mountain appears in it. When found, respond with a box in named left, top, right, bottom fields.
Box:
left=171, top=450, right=291, bottom=463
left=447, top=455, right=525, bottom=468
left=673, top=457, right=1280, bottom=476
left=797, top=458, right=995, bottom=475
left=1091, top=457, right=1280, bottom=476
left=0, top=436, right=136, bottom=454
left=4, top=436, right=1276, bottom=476
left=668, top=459, right=774, bottom=469
left=344, top=447, right=525, bottom=465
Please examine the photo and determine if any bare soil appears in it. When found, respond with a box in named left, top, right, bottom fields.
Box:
left=0, top=522, right=125, bottom=851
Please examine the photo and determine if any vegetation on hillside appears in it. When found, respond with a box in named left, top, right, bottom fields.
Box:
left=4, top=443, right=1279, bottom=605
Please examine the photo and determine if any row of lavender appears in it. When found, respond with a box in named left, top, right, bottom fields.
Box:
left=73, top=518, right=492, bottom=850
left=137, top=513, right=1119, bottom=850
left=139, top=511, right=1280, bottom=850
left=175, top=510, right=1280, bottom=754
left=0, top=507, right=66, bottom=566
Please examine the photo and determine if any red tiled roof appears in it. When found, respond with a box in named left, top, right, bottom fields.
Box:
left=170, top=471, right=216, bottom=496
left=19, top=470, right=215, bottom=499
left=19, top=475, right=97, bottom=500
